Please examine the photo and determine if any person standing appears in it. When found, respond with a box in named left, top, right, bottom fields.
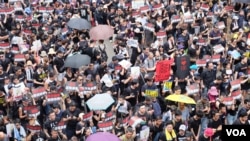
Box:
left=159, top=122, right=177, bottom=141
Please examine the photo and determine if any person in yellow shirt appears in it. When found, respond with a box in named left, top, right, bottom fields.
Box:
left=119, top=126, right=136, bottom=141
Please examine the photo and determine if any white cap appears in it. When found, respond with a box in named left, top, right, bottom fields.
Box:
left=179, top=124, right=186, bottom=131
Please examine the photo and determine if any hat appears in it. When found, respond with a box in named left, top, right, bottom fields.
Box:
left=190, top=64, right=198, bottom=70
left=105, top=80, right=113, bottom=87
left=179, top=124, right=187, bottom=131
left=48, top=48, right=56, bottom=54
left=208, top=86, right=219, bottom=96
left=238, top=72, right=246, bottom=77
left=238, top=111, right=248, bottom=117
left=26, top=60, right=33, bottom=66
left=40, top=51, right=47, bottom=57
left=204, top=128, right=214, bottom=137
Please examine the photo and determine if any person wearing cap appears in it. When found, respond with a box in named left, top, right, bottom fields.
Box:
left=199, top=128, right=214, bottom=141
left=177, top=124, right=187, bottom=141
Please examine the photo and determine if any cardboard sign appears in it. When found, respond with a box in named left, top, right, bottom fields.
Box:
left=213, top=44, right=224, bottom=53
left=231, top=90, right=242, bottom=99
left=196, top=59, right=206, bottom=67
left=156, top=31, right=166, bottom=38
left=47, top=93, right=61, bottom=104
left=203, top=55, right=211, bottom=62
left=132, top=0, right=144, bottom=9
left=26, top=125, right=41, bottom=133
left=176, top=56, right=190, bottom=79
left=186, top=83, right=199, bottom=95
left=140, top=5, right=150, bottom=13
left=230, top=79, right=241, bottom=91
left=212, top=54, right=221, bottom=62
left=65, top=81, right=78, bottom=92
left=32, top=87, right=47, bottom=98
left=127, top=39, right=139, bottom=47
left=54, top=120, right=66, bottom=130
left=13, top=82, right=25, bottom=101
left=184, top=15, right=194, bottom=23
left=82, top=111, right=93, bottom=121
left=98, top=121, right=113, bottom=132
left=144, top=23, right=155, bottom=32
left=104, top=111, right=116, bottom=121
left=163, top=81, right=173, bottom=92
left=200, top=4, right=209, bottom=11
left=155, top=60, right=171, bottom=82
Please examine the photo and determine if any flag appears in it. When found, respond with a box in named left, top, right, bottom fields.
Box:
left=144, top=23, right=155, bottom=32
left=104, top=111, right=116, bottom=121
left=47, top=93, right=61, bottom=104
left=156, top=31, right=166, bottom=39
left=212, top=54, right=221, bottom=62
left=14, top=54, right=25, bottom=62
left=213, top=44, right=224, bottom=53
left=65, top=81, right=78, bottom=92
left=26, top=125, right=41, bottom=133
left=231, top=90, right=242, bottom=100
left=54, top=120, right=66, bottom=130
left=171, top=15, right=181, bottom=23
left=82, top=111, right=93, bottom=121
left=98, top=121, right=113, bottom=132
left=230, top=79, right=241, bottom=91
left=196, top=59, right=206, bottom=67
left=186, top=83, right=199, bottom=95
left=32, top=87, right=47, bottom=98
left=0, top=42, right=10, bottom=49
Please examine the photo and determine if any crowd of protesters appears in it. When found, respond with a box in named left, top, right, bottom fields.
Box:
left=0, top=0, right=249, bottom=141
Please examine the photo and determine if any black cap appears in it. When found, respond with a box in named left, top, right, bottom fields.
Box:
left=22, top=96, right=30, bottom=102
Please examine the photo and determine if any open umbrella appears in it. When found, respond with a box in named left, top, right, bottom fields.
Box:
left=86, top=93, right=115, bottom=110
left=89, top=25, right=114, bottom=40
left=64, top=54, right=91, bottom=68
left=67, top=18, right=91, bottom=30
left=165, top=94, right=196, bottom=104
left=86, top=132, right=120, bottom=141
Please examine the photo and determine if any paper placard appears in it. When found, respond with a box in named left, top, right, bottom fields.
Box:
left=163, top=81, right=172, bottom=92
left=186, top=83, right=199, bottom=94
left=230, top=79, right=241, bottom=91
left=131, top=66, right=140, bottom=79
left=132, top=0, right=144, bottom=9
left=127, top=39, right=139, bottom=47
left=13, top=82, right=25, bottom=101
left=145, top=89, right=158, bottom=97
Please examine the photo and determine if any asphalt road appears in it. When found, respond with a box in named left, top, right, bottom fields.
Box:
left=104, top=40, right=116, bottom=63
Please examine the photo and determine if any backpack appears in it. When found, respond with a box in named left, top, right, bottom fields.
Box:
left=99, top=45, right=108, bottom=61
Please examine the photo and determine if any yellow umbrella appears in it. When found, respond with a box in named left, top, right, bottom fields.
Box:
left=165, top=94, right=196, bottom=104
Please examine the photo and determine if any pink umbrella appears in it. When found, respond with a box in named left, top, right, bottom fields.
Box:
left=89, top=25, right=114, bottom=40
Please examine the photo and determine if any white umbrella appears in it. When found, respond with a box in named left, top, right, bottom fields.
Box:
left=86, top=93, right=115, bottom=111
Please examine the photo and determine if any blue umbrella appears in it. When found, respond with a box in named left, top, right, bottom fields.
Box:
left=86, top=93, right=115, bottom=111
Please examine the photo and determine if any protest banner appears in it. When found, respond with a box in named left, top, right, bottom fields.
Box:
left=65, top=81, right=78, bottom=92
left=231, top=90, right=242, bottom=100
left=132, top=0, right=145, bottom=9
left=32, top=87, right=47, bottom=99
left=155, top=60, right=171, bottom=82
left=13, top=82, right=25, bottom=101
left=54, top=120, right=66, bottom=130
left=105, top=111, right=116, bottom=121
left=163, top=81, right=173, bottom=92
left=98, top=121, right=113, bottom=132
left=127, top=39, right=139, bottom=47
left=186, top=83, right=199, bottom=95
left=176, top=56, right=190, bottom=79
left=82, top=111, right=93, bottom=121
left=24, top=105, right=40, bottom=117
left=230, top=79, right=241, bottom=91
left=47, top=93, right=61, bottom=104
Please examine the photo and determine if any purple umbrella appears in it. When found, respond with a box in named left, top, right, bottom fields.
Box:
left=86, top=132, right=121, bottom=141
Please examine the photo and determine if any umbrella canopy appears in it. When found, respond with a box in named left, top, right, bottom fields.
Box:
left=86, top=132, right=120, bottom=141
left=165, top=94, right=196, bottom=104
left=64, top=54, right=91, bottom=68
left=67, top=18, right=91, bottom=30
left=89, top=25, right=114, bottom=40
left=86, top=93, right=115, bottom=110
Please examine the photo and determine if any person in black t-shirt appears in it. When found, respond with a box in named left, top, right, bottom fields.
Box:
left=233, top=111, right=249, bottom=125
left=47, top=129, right=67, bottom=141
left=33, top=65, right=47, bottom=88
left=207, top=110, right=222, bottom=140
left=124, top=79, right=139, bottom=107
left=44, top=111, right=61, bottom=139
left=150, top=116, right=164, bottom=141
left=188, top=110, right=203, bottom=141
left=62, top=102, right=81, bottom=139
left=234, top=56, right=248, bottom=80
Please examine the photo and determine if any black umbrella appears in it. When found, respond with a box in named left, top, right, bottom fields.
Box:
left=64, top=54, right=91, bottom=68
left=67, top=18, right=91, bottom=30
